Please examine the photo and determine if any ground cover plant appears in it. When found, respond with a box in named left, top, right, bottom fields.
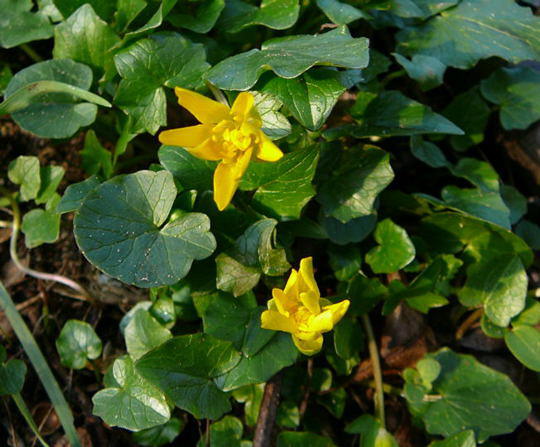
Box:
left=0, top=0, right=539, bottom=445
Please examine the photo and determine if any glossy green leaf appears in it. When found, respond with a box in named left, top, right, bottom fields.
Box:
left=241, top=147, right=319, bottom=220
left=53, top=0, right=115, bottom=20
left=3, top=59, right=108, bottom=138
left=365, top=219, right=416, bottom=274
left=80, top=130, right=113, bottom=178
left=206, top=27, right=369, bottom=91
left=114, top=32, right=209, bottom=134
left=333, top=317, right=363, bottom=360
left=0, top=358, right=26, bottom=395
left=136, top=334, right=240, bottom=419
left=261, top=69, right=345, bottom=131
left=56, top=319, right=102, bottom=370
left=429, top=430, right=476, bottom=447
left=345, top=414, right=398, bottom=447
left=328, top=244, right=362, bottom=281
left=93, top=356, right=170, bottom=431
left=410, top=137, right=450, bottom=168
left=53, top=4, right=120, bottom=79
left=394, top=54, right=445, bottom=91
left=219, top=0, right=299, bottom=33
left=253, top=91, right=292, bottom=140
left=168, top=0, right=224, bottom=33
left=277, top=431, right=336, bottom=447
left=124, top=310, right=172, bottom=360
left=480, top=66, right=540, bottom=130
left=132, top=417, right=185, bottom=447
left=216, top=254, right=261, bottom=297
left=316, top=0, right=365, bottom=25
left=326, top=91, right=463, bottom=139
left=396, top=0, right=540, bottom=69
left=318, top=146, right=394, bottom=222
left=504, top=325, right=540, bottom=372
left=0, top=0, right=53, bottom=48
left=232, top=384, right=264, bottom=426
left=322, top=214, right=377, bottom=245
left=516, top=220, right=540, bottom=250
left=159, top=145, right=216, bottom=191
left=21, top=205, right=61, bottom=248
left=74, top=170, right=216, bottom=288
left=36, top=165, right=65, bottom=205
left=403, top=349, right=530, bottom=442
left=449, top=158, right=500, bottom=193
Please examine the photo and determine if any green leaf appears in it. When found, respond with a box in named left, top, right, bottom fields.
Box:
left=232, top=384, right=264, bottom=426
left=114, top=0, right=147, bottom=32
left=442, top=87, right=490, bottom=151
left=318, top=146, right=394, bottom=223
left=403, top=349, right=531, bottom=442
left=216, top=254, right=261, bottom=297
left=56, top=319, right=102, bottom=370
left=333, top=317, right=363, bottom=360
left=123, top=0, right=177, bottom=40
left=219, top=0, right=299, bottom=33
left=394, top=54, right=445, bottom=91
left=21, top=205, right=61, bottom=248
left=114, top=32, right=209, bottom=134
left=328, top=244, right=362, bottom=281
left=159, top=145, right=216, bottom=191
left=8, top=156, right=41, bottom=201
left=206, top=27, right=369, bottom=91
left=316, top=0, right=365, bottom=25
left=480, top=66, right=540, bottom=130
left=74, top=170, right=216, bottom=288
left=53, top=0, right=116, bottom=20
left=261, top=69, right=345, bottom=131
left=36, top=165, right=65, bottom=205
left=429, top=430, right=476, bottom=447
left=365, top=219, right=416, bottom=274
left=277, top=431, right=336, bottom=447
left=440, top=186, right=510, bottom=229
left=80, top=130, right=113, bottom=178
left=209, top=416, right=243, bottom=447
left=57, top=176, right=101, bottom=214
left=345, top=414, right=398, bottom=447
left=449, top=158, right=500, bottom=193
left=0, top=358, right=26, bottom=395
left=93, top=356, right=171, bottom=431
left=136, top=334, right=241, bottom=419
left=327, top=91, right=463, bottom=139
left=168, top=0, right=224, bottom=33
left=253, top=91, right=292, bottom=140
left=241, top=147, right=319, bottom=220
left=124, top=310, right=172, bottom=360
left=132, top=417, right=185, bottom=447
left=346, top=274, right=387, bottom=316
left=396, top=0, right=540, bottom=70
left=3, top=59, right=109, bottom=138
left=322, top=214, right=377, bottom=245
left=53, top=4, right=120, bottom=79
left=0, top=0, right=53, bottom=48
left=410, top=137, right=450, bottom=168
left=516, top=220, right=540, bottom=250
left=504, top=325, right=540, bottom=372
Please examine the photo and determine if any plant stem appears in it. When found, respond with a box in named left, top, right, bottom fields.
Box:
left=455, top=308, right=483, bottom=340
left=361, top=313, right=386, bottom=428
left=11, top=393, right=49, bottom=447
left=380, top=69, right=406, bottom=87
left=205, top=82, right=229, bottom=107
left=20, top=44, right=42, bottom=63
left=0, top=284, right=81, bottom=447
left=1, top=190, right=92, bottom=302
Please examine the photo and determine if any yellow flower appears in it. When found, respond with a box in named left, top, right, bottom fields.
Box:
left=261, top=257, right=350, bottom=355
left=159, top=87, right=284, bottom=211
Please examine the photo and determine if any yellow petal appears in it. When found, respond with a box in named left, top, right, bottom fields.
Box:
left=256, top=133, right=284, bottom=162
left=213, top=148, right=252, bottom=210
left=322, top=300, right=350, bottom=326
left=306, top=310, right=335, bottom=333
left=261, top=310, right=297, bottom=333
left=299, top=291, right=320, bottom=315
left=189, top=138, right=222, bottom=161
left=158, top=124, right=213, bottom=148
left=231, top=92, right=255, bottom=120
left=293, top=333, right=323, bottom=356
left=272, top=289, right=294, bottom=316
left=174, top=87, right=230, bottom=124
left=283, top=269, right=298, bottom=296
left=299, top=257, right=320, bottom=297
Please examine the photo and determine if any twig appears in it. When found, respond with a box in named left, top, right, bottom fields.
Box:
left=361, top=314, right=386, bottom=429
left=298, top=358, right=313, bottom=418
left=455, top=308, right=483, bottom=340
left=20, top=44, right=43, bottom=62
left=253, top=373, right=282, bottom=447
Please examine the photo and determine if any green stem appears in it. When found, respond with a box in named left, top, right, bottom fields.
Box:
left=20, top=44, right=43, bottom=63
left=11, top=393, right=49, bottom=447
left=361, top=314, right=386, bottom=429
left=380, top=69, right=406, bottom=88
left=205, top=82, right=229, bottom=107
left=112, top=117, right=135, bottom=172
left=1, top=190, right=92, bottom=302
left=0, top=284, right=81, bottom=447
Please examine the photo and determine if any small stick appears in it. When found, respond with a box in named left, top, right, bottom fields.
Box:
left=253, top=373, right=282, bottom=447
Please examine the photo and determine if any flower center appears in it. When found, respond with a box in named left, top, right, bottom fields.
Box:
left=293, top=305, right=315, bottom=331
left=212, top=119, right=259, bottom=162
